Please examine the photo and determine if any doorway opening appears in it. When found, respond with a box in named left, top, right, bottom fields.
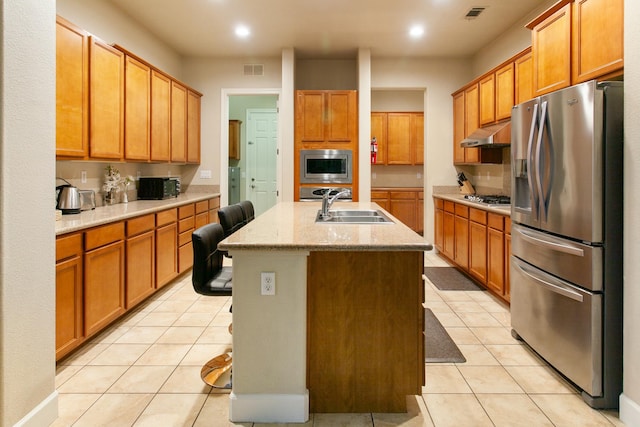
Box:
left=222, top=91, right=280, bottom=215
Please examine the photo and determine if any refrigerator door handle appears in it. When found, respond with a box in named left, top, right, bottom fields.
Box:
left=516, top=226, right=585, bottom=257
left=527, top=103, right=540, bottom=220
left=535, top=101, right=548, bottom=222
left=513, top=259, right=585, bottom=302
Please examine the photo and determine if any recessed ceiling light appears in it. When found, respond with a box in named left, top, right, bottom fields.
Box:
left=235, top=25, right=251, bottom=38
left=409, top=25, right=424, bottom=38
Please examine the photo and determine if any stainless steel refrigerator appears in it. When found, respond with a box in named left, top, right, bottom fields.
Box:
left=510, top=80, right=623, bottom=408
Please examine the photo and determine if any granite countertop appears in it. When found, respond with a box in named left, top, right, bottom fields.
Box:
left=218, top=201, right=432, bottom=252
left=433, top=193, right=512, bottom=215
left=55, top=193, right=220, bottom=235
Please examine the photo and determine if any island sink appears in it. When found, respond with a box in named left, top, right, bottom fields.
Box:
left=315, top=209, right=393, bottom=224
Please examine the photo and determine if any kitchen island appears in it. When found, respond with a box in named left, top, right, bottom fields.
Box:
left=218, top=202, right=432, bottom=423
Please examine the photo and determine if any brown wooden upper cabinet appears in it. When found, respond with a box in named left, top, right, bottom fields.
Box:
left=295, top=90, right=357, bottom=147
left=124, top=55, right=151, bottom=161
left=371, top=112, right=423, bottom=165
left=186, top=89, right=201, bottom=164
left=229, top=119, right=242, bottom=160
left=150, top=70, right=172, bottom=162
left=56, top=16, right=89, bottom=159
left=170, top=81, right=187, bottom=163
left=515, top=49, right=534, bottom=105
left=527, top=0, right=623, bottom=96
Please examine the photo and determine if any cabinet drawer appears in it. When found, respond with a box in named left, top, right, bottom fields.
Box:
left=126, top=214, right=155, bottom=237
left=371, top=191, right=389, bottom=199
left=469, top=208, right=487, bottom=225
left=85, top=222, right=124, bottom=251
left=178, top=230, right=192, bottom=247
left=454, top=203, right=469, bottom=218
left=178, top=216, right=195, bottom=234
left=390, top=191, right=416, bottom=200
left=178, top=203, right=195, bottom=219
left=156, top=208, right=177, bottom=227
left=505, top=216, right=511, bottom=234
left=444, top=200, right=455, bottom=213
left=434, top=198, right=444, bottom=210
left=488, top=213, right=505, bottom=231
left=195, top=200, right=209, bottom=214
left=209, top=197, right=220, bottom=210
left=56, top=233, right=83, bottom=262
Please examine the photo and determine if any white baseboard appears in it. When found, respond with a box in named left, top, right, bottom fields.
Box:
left=13, top=391, right=58, bottom=427
left=229, top=391, right=309, bottom=423
left=620, top=393, right=640, bottom=427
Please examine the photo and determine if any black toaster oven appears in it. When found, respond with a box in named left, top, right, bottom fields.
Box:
left=137, top=177, right=180, bottom=200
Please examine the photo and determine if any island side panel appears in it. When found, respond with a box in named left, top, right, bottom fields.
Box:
left=307, top=251, right=425, bottom=413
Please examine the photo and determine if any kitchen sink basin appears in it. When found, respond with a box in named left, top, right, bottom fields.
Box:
left=315, top=209, right=394, bottom=224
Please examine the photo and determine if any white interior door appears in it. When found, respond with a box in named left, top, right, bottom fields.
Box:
left=245, top=109, right=278, bottom=216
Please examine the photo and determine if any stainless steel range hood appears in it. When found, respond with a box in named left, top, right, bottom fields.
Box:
left=461, top=121, right=511, bottom=148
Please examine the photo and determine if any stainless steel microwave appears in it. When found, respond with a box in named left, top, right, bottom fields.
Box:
left=299, top=149, right=352, bottom=184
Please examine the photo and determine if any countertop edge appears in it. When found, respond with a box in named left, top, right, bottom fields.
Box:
left=433, top=193, right=512, bottom=214
left=56, top=193, right=221, bottom=235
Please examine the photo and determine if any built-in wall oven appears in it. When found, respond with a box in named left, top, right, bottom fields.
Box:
left=299, top=149, right=352, bottom=184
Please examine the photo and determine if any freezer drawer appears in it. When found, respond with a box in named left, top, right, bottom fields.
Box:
left=511, top=257, right=602, bottom=396
left=511, top=223, right=603, bottom=292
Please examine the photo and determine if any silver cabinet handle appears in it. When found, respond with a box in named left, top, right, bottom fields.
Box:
left=514, top=259, right=584, bottom=302
left=517, top=226, right=585, bottom=257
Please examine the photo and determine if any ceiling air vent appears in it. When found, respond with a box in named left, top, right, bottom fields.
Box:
left=243, top=64, right=264, bottom=76
left=464, top=7, right=486, bottom=20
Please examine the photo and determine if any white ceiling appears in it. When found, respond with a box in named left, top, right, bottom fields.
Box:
left=107, top=0, right=551, bottom=58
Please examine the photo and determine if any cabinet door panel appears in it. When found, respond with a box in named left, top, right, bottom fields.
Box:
left=495, top=63, right=515, bottom=121
left=443, top=211, right=455, bottom=260
left=56, top=255, right=83, bottom=358
left=487, top=228, right=505, bottom=295
left=171, top=81, right=187, bottom=162
left=187, top=90, right=201, bottom=163
left=126, top=231, right=155, bottom=308
left=412, top=114, right=424, bottom=165
left=156, top=223, right=178, bottom=288
left=84, top=241, right=125, bottom=336
left=532, top=3, right=572, bottom=96
left=515, top=51, right=534, bottom=104
left=479, top=74, right=495, bottom=125
left=387, top=113, right=412, bottom=165
left=150, top=70, right=171, bottom=161
left=453, top=92, right=466, bottom=164
left=124, top=55, right=151, bottom=160
left=89, top=37, right=124, bottom=159
left=469, top=222, right=487, bottom=283
left=297, top=91, right=325, bottom=142
left=454, top=215, right=469, bottom=269
left=326, top=92, right=352, bottom=142
left=56, top=17, right=88, bottom=158
left=434, top=207, right=443, bottom=251
left=571, top=0, right=624, bottom=83
left=464, top=85, right=480, bottom=163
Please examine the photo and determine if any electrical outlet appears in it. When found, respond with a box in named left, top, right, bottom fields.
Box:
left=261, top=272, right=276, bottom=295
left=81, top=171, right=87, bottom=183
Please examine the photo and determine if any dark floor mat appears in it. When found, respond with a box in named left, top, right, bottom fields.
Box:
left=423, top=267, right=484, bottom=291
left=424, top=308, right=466, bottom=363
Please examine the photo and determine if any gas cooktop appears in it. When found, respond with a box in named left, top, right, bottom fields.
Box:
left=464, top=194, right=511, bottom=205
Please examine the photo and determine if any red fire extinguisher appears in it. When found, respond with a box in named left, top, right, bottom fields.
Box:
left=371, top=136, right=378, bottom=164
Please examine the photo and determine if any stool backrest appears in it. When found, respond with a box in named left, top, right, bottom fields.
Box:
left=192, top=223, right=226, bottom=295
left=238, top=200, right=255, bottom=225
left=218, top=204, right=245, bottom=237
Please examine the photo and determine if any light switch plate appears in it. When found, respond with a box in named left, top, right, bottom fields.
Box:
left=200, top=170, right=212, bottom=179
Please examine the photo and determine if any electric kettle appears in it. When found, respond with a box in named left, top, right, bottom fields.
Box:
left=56, top=178, right=81, bottom=214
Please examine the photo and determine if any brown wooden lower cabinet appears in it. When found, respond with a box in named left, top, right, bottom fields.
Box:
left=307, top=251, right=424, bottom=413
left=371, top=188, right=424, bottom=234
left=84, top=223, right=126, bottom=337
left=433, top=196, right=511, bottom=303
left=178, top=204, right=195, bottom=273
left=55, top=233, right=83, bottom=360
left=55, top=196, right=220, bottom=361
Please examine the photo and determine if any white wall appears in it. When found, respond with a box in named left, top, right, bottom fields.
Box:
left=371, top=58, right=471, bottom=244
left=0, top=0, right=57, bottom=426
left=621, top=0, right=640, bottom=424
left=57, top=0, right=183, bottom=78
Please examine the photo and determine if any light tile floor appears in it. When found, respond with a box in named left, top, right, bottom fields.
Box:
left=52, top=252, right=626, bottom=426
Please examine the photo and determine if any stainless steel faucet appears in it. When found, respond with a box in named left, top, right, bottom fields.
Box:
left=320, top=188, right=351, bottom=220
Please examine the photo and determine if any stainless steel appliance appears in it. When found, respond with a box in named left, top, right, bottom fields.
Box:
left=137, top=177, right=180, bottom=200
left=228, top=167, right=240, bottom=204
left=56, top=179, right=81, bottom=214
left=78, top=190, right=96, bottom=211
left=299, top=186, right=353, bottom=201
left=510, top=80, right=623, bottom=408
left=299, top=149, right=352, bottom=184
left=464, top=194, right=510, bottom=206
